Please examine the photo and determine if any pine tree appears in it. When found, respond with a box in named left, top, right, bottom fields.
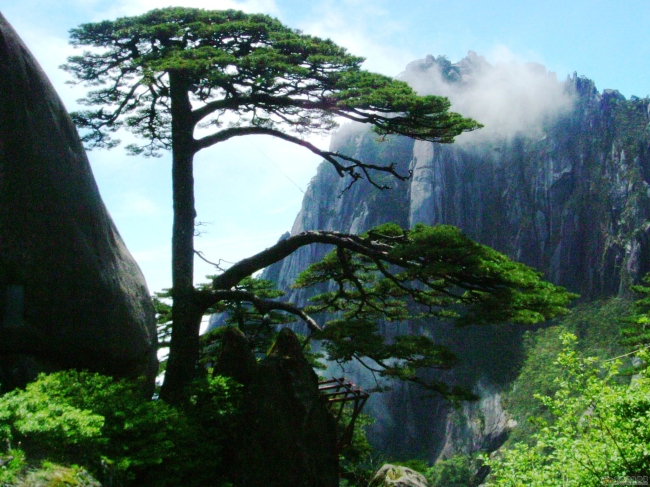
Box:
left=62, top=7, right=574, bottom=404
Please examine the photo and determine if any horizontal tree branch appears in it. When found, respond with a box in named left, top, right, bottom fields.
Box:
left=194, top=126, right=410, bottom=188
left=196, top=289, right=321, bottom=333
left=210, top=230, right=401, bottom=292
left=191, top=93, right=336, bottom=125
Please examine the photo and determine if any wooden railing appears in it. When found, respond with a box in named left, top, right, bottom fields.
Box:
left=318, top=377, right=369, bottom=451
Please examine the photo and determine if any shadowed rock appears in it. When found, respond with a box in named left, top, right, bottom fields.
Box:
left=212, top=326, right=257, bottom=385
left=0, top=13, right=157, bottom=389
left=216, top=327, right=338, bottom=487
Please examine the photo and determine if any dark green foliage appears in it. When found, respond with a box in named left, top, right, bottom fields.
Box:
left=63, top=7, right=480, bottom=155
left=155, top=277, right=293, bottom=362
left=621, top=273, right=650, bottom=350
left=200, top=276, right=292, bottom=355
left=608, top=94, right=650, bottom=152
left=425, top=455, right=475, bottom=487
left=339, top=412, right=384, bottom=487
left=392, top=459, right=428, bottom=473
left=157, top=277, right=326, bottom=372
left=152, top=293, right=173, bottom=350
left=0, top=371, right=241, bottom=486
left=295, top=223, right=575, bottom=398
left=298, top=224, right=574, bottom=326
left=155, top=373, right=242, bottom=487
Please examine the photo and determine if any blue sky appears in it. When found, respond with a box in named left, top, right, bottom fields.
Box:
left=2, top=0, right=649, bottom=293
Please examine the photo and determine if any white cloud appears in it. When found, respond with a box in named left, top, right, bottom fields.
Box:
left=400, top=48, right=575, bottom=143
left=296, top=0, right=414, bottom=77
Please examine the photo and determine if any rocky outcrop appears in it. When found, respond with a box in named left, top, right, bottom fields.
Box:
left=0, top=13, right=157, bottom=388
left=218, top=327, right=338, bottom=487
left=437, top=381, right=517, bottom=459
left=17, top=464, right=102, bottom=487
left=264, top=52, right=650, bottom=461
left=369, top=464, right=429, bottom=487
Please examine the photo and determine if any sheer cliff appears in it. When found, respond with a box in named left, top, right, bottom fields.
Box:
left=263, top=53, right=650, bottom=461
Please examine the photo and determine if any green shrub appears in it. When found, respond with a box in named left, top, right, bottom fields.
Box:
left=0, top=371, right=242, bottom=486
left=392, top=459, right=428, bottom=474
left=150, top=373, right=242, bottom=487
left=504, top=297, right=633, bottom=444
left=0, top=448, right=27, bottom=485
left=339, top=411, right=383, bottom=487
left=425, top=454, right=475, bottom=487
left=486, top=333, right=650, bottom=485
left=0, top=371, right=183, bottom=482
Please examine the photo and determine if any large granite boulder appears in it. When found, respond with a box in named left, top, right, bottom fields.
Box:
left=0, top=13, right=157, bottom=389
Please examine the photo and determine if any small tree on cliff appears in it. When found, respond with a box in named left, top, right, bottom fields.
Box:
left=63, top=7, right=572, bottom=403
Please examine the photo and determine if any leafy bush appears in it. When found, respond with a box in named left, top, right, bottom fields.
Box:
left=486, top=333, right=650, bottom=485
left=0, top=371, right=241, bottom=486
left=0, top=371, right=182, bottom=481
left=504, top=297, right=632, bottom=444
left=339, top=411, right=381, bottom=487
left=425, top=454, right=475, bottom=487
left=392, top=459, right=428, bottom=474
left=0, top=448, right=26, bottom=485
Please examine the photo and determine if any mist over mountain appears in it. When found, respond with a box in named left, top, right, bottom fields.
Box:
left=402, top=51, right=575, bottom=143
left=262, top=52, right=650, bottom=461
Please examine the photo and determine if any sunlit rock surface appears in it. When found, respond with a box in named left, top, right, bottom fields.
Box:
left=0, top=13, right=157, bottom=388
left=369, top=464, right=429, bottom=487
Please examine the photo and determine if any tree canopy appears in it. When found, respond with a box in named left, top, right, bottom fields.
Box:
left=185, top=223, right=574, bottom=400
left=64, top=7, right=480, bottom=182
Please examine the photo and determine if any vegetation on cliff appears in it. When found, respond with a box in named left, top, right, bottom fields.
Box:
left=486, top=332, right=650, bottom=485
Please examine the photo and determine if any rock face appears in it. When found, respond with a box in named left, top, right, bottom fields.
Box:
left=264, top=53, right=650, bottom=461
left=0, top=13, right=157, bottom=388
left=217, top=327, right=338, bottom=487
